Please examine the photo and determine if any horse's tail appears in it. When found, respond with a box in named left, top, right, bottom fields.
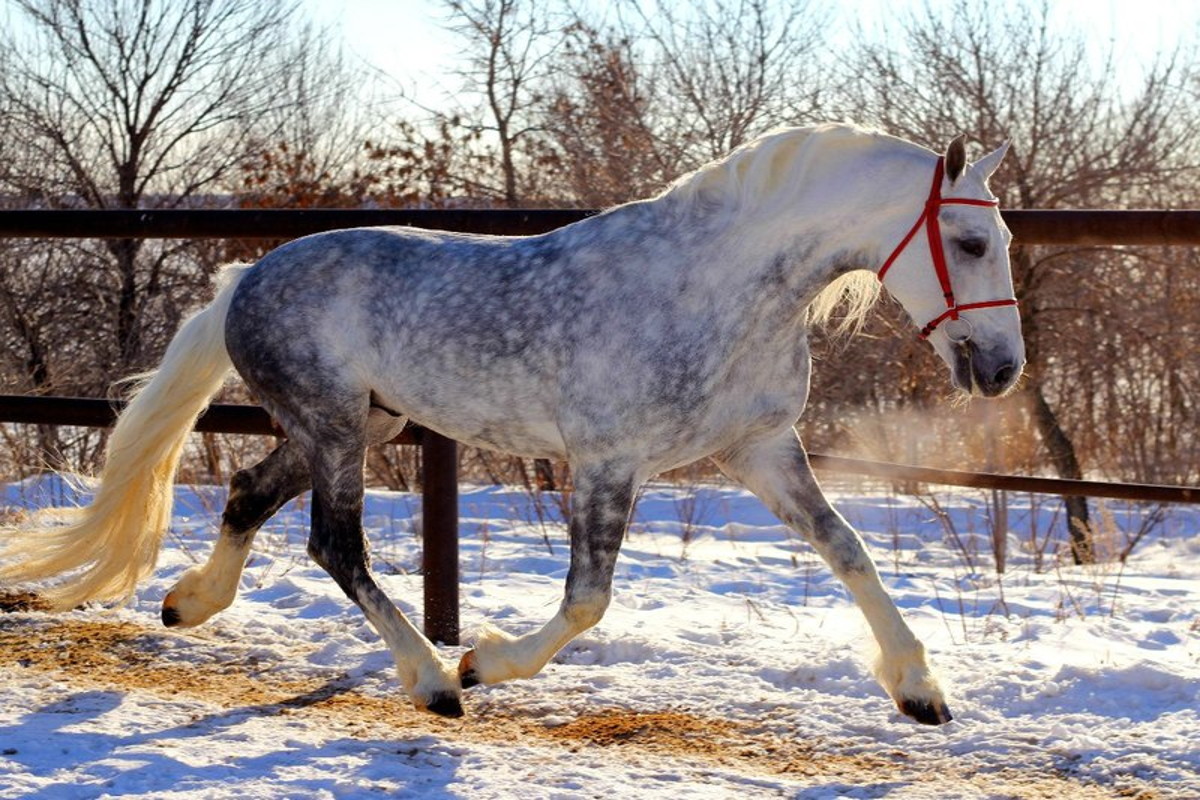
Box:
left=0, top=263, right=253, bottom=611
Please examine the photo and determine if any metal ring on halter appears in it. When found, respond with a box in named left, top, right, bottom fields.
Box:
left=942, top=316, right=973, bottom=343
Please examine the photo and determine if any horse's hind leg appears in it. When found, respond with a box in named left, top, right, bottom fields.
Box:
left=459, top=459, right=639, bottom=687
left=162, top=439, right=310, bottom=628
left=713, top=431, right=952, bottom=726
left=161, top=409, right=404, bottom=629
left=302, top=407, right=462, bottom=717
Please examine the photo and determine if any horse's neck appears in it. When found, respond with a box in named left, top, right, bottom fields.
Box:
left=580, top=202, right=845, bottom=350
left=738, top=147, right=933, bottom=296
left=571, top=143, right=929, bottom=320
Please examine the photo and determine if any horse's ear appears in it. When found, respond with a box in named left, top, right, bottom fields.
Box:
left=972, top=141, right=1010, bottom=180
left=945, top=135, right=967, bottom=183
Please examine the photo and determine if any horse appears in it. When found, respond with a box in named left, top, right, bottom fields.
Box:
left=0, top=123, right=1021, bottom=725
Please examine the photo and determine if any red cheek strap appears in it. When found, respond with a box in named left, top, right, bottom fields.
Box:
left=877, top=157, right=1017, bottom=340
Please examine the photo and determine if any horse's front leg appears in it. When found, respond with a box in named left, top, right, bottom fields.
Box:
left=713, top=431, right=952, bottom=725
left=459, top=459, right=638, bottom=688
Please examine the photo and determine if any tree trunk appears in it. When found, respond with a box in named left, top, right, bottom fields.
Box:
left=107, top=237, right=144, bottom=370
left=1029, top=384, right=1092, bottom=563
left=11, top=309, right=64, bottom=471
left=499, top=125, right=518, bottom=206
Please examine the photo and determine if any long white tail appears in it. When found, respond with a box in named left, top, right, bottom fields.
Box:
left=0, top=264, right=253, bottom=610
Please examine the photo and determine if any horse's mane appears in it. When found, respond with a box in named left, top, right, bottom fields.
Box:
left=659, top=124, right=825, bottom=211
left=807, top=271, right=882, bottom=336
left=660, top=122, right=921, bottom=210
left=661, top=122, right=911, bottom=334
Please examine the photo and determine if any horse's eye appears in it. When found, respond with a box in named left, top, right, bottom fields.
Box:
left=957, top=237, right=988, bottom=258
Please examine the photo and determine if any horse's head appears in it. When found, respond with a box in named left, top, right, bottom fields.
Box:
left=878, top=136, right=1024, bottom=397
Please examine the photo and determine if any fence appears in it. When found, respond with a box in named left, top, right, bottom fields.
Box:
left=1, top=207, right=1199, bottom=644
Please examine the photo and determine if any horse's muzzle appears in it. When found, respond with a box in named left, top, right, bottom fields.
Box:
left=954, top=342, right=1022, bottom=397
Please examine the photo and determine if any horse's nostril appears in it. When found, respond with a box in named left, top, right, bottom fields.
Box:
left=992, top=362, right=1015, bottom=388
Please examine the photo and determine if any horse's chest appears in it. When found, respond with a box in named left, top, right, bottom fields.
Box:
left=698, top=360, right=810, bottom=440
left=617, top=344, right=811, bottom=470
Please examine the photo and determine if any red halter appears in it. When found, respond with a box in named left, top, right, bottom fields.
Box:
left=876, top=157, right=1017, bottom=340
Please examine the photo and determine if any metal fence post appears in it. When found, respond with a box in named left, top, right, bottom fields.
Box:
left=421, top=429, right=460, bottom=645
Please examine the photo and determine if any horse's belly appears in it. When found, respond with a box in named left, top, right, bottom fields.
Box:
left=432, top=416, right=567, bottom=460
left=376, top=382, right=568, bottom=460
left=646, top=395, right=805, bottom=473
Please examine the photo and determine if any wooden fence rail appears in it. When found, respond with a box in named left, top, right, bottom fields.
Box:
left=2, top=207, right=1199, bottom=645
left=4, top=208, right=1200, bottom=244
left=2, top=394, right=1195, bottom=503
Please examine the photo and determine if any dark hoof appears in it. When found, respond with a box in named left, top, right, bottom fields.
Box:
left=425, top=692, right=464, bottom=719
left=899, top=698, right=953, bottom=725
left=161, top=605, right=182, bottom=628
left=458, top=650, right=480, bottom=690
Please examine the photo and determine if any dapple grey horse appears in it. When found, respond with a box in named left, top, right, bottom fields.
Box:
left=0, top=123, right=1020, bottom=725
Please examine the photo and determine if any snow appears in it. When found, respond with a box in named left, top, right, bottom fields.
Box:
left=1, top=478, right=1197, bottom=798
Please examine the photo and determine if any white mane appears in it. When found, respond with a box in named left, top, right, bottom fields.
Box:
left=662, top=123, right=913, bottom=333
left=662, top=123, right=916, bottom=210
left=807, top=270, right=883, bottom=335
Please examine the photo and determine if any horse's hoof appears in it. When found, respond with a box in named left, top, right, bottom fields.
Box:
left=899, top=697, right=953, bottom=725
left=425, top=691, right=464, bottom=718
left=161, top=603, right=182, bottom=628
left=458, top=650, right=480, bottom=689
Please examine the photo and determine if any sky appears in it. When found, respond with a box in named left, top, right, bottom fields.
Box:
left=2, top=0, right=1190, bottom=110
left=302, top=0, right=1199, bottom=109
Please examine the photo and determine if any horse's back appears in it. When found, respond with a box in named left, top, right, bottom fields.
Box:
left=224, top=226, right=574, bottom=456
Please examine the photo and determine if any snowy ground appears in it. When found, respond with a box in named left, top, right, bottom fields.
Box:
left=0, top=477, right=1196, bottom=799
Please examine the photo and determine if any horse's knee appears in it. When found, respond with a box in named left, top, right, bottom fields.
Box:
left=827, top=539, right=872, bottom=577
left=305, top=537, right=342, bottom=576
left=229, top=465, right=256, bottom=496
left=221, top=443, right=311, bottom=535
left=808, top=512, right=873, bottom=576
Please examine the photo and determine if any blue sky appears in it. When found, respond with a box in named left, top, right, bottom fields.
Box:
left=303, top=0, right=1198, bottom=108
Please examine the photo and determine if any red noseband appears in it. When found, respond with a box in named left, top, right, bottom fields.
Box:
left=876, top=157, right=1017, bottom=340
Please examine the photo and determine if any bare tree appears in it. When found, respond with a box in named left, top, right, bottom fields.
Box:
left=243, top=22, right=382, bottom=196
left=613, top=0, right=827, bottom=169
left=227, top=23, right=387, bottom=263
left=0, top=0, right=298, bottom=373
left=0, top=0, right=350, bottom=473
left=438, top=0, right=562, bottom=206
left=534, top=0, right=828, bottom=206
left=539, top=22, right=673, bottom=205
